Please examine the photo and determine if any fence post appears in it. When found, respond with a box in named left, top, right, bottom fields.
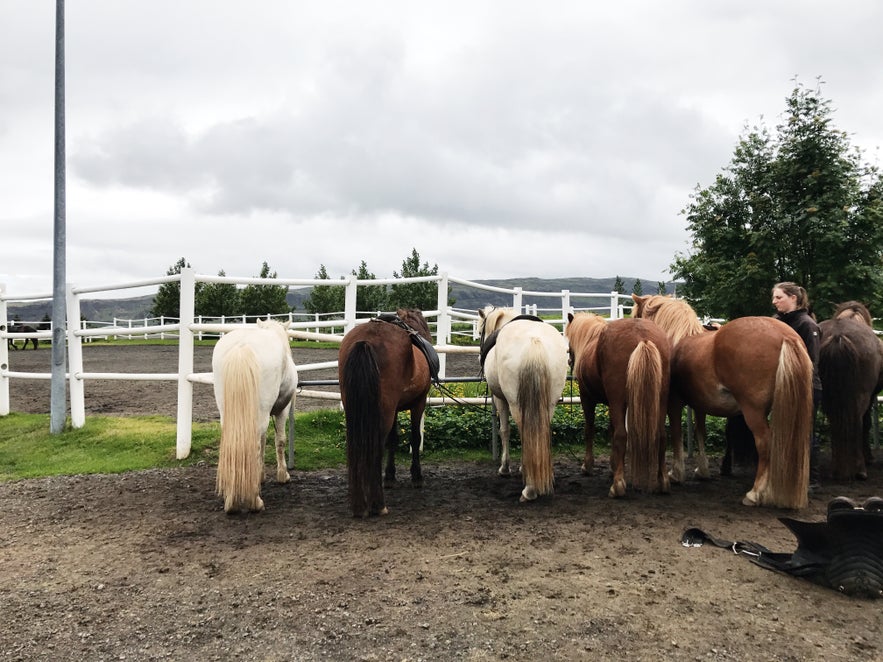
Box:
left=609, top=291, right=619, bottom=319
left=435, top=273, right=450, bottom=379
left=0, top=285, right=9, bottom=416
left=512, top=287, right=523, bottom=314
left=343, top=276, right=357, bottom=333
left=561, top=289, right=570, bottom=327
left=175, top=268, right=196, bottom=459
left=67, top=284, right=86, bottom=427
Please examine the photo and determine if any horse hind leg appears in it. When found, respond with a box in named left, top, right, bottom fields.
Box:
left=384, top=421, right=399, bottom=487
left=495, top=397, right=513, bottom=477
left=409, top=407, right=425, bottom=487
left=692, top=413, right=711, bottom=480
left=272, top=409, right=291, bottom=484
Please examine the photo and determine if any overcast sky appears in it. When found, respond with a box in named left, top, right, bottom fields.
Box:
left=2, top=1, right=882, bottom=295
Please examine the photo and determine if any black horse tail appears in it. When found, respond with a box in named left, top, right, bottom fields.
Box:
left=341, top=340, right=384, bottom=517
left=819, top=332, right=862, bottom=480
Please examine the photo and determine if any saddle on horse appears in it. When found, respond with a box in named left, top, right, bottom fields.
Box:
left=374, top=313, right=440, bottom=382
left=682, top=496, right=883, bottom=599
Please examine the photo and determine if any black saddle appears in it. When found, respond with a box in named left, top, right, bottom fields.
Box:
left=682, top=496, right=883, bottom=599
left=374, top=313, right=440, bottom=382
left=478, top=314, right=545, bottom=368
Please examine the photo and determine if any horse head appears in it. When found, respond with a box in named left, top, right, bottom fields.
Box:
left=832, top=300, right=873, bottom=326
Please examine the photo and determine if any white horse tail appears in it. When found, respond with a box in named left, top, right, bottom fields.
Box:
left=626, top=340, right=663, bottom=492
left=517, top=337, right=555, bottom=497
left=767, top=336, right=812, bottom=509
left=216, top=344, right=264, bottom=513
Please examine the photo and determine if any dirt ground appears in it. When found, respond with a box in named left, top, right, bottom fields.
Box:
left=1, top=344, right=882, bottom=661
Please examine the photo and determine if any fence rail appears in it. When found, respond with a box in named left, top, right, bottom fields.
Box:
left=1, top=269, right=634, bottom=458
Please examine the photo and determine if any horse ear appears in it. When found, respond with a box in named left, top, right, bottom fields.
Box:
left=479, top=308, right=487, bottom=319
left=567, top=312, right=575, bottom=323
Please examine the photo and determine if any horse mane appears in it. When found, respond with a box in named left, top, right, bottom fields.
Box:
left=832, top=301, right=873, bottom=326
left=565, top=313, right=607, bottom=374
left=478, top=305, right=517, bottom=335
left=632, top=295, right=703, bottom=345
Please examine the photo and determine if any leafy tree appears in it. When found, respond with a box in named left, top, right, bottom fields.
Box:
left=631, top=278, right=643, bottom=296
left=239, top=262, right=290, bottom=318
left=388, top=248, right=449, bottom=311
left=672, top=80, right=883, bottom=319
left=613, top=275, right=625, bottom=293
left=303, top=264, right=345, bottom=315
left=150, top=257, right=202, bottom=318
left=656, top=281, right=667, bottom=295
left=196, top=270, right=240, bottom=318
left=351, top=260, right=388, bottom=314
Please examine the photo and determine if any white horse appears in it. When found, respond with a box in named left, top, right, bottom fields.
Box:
left=212, top=318, right=298, bottom=514
left=478, top=306, right=569, bottom=502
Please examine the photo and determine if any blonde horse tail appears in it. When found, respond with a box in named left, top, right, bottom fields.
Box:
left=341, top=341, right=384, bottom=517
left=626, top=340, right=663, bottom=492
left=216, top=344, right=263, bottom=511
left=768, top=337, right=812, bottom=509
left=518, top=338, right=555, bottom=496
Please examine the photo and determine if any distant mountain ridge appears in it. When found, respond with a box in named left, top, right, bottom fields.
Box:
left=7, top=276, right=678, bottom=322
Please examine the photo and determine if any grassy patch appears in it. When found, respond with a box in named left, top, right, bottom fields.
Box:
left=0, top=410, right=349, bottom=483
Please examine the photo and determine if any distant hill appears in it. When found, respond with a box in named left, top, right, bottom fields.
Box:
left=7, top=277, right=679, bottom=323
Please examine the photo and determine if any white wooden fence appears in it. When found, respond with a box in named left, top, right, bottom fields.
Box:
left=1, top=268, right=632, bottom=458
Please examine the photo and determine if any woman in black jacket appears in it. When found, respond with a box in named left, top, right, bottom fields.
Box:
left=772, top=281, right=822, bottom=488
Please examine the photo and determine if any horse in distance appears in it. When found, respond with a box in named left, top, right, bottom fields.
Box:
left=632, top=294, right=813, bottom=509
left=565, top=312, right=671, bottom=497
left=338, top=309, right=437, bottom=518
left=478, top=306, right=569, bottom=502
left=212, top=318, right=298, bottom=514
left=6, top=323, right=39, bottom=350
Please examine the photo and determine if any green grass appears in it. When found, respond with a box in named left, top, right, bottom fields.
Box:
left=0, top=409, right=349, bottom=483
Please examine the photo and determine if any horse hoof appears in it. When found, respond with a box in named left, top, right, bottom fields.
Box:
left=741, top=494, right=758, bottom=507
left=519, top=486, right=538, bottom=502
left=667, top=470, right=683, bottom=485
left=608, top=484, right=626, bottom=498
left=276, top=471, right=291, bottom=484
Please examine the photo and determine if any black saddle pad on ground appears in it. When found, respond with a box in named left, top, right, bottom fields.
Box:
left=681, top=496, right=883, bottom=599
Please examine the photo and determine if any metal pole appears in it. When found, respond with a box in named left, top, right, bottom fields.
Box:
left=50, top=0, right=67, bottom=434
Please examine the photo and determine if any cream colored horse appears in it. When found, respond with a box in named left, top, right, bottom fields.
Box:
left=212, top=319, right=298, bottom=514
left=478, top=306, right=569, bottom=502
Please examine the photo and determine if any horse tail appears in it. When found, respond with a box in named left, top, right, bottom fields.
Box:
left=819, top=332, right=862, bottom=479
left=341, top=340, right=384, bottom=516
left=768, top=337, right=812, bottom=509
left=517, top=337, right=555, bottom=496
left=216, top=344, right=264, bottom=511
left=626, top=340, right=663, bottom=491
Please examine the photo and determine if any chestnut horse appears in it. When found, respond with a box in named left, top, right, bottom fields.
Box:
left=565, top=313, right=671, bottom=497
left=478, top=306, right=569, bottom=502
left=212, top=318, right=298, bottom=514
left=632, top=294, right=812, bottom=509
left=338, top=309, right=436, bottom=517
left=819, top=301, right=883, bottom=480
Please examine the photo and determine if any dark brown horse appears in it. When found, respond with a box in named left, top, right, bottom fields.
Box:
left=565, top=313, right=671, bottom=497
left=338, top=309, right=436, bottom=517
left=819, top=301, right=883, bottom=480
left=7, top=323, right=39, bottom=350
left=632, top=295, right=813, bottom=509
